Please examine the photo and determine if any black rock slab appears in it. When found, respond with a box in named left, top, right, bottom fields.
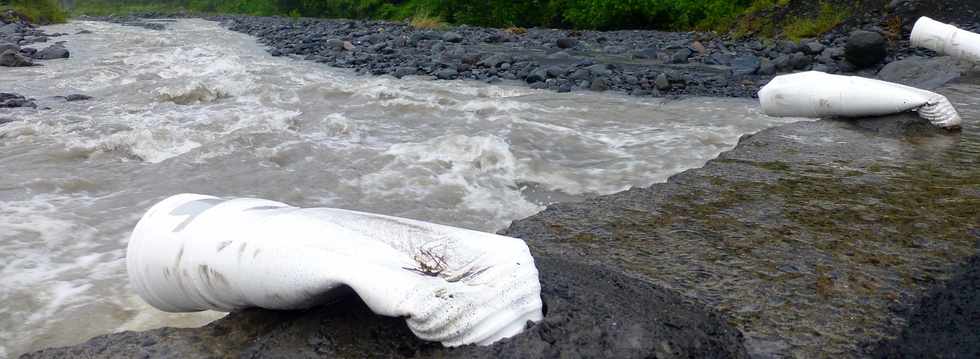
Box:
left=21, top=257, right=747, bottom=358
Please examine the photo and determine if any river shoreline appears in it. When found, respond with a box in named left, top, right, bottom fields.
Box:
left=79, top=7, right=974, bottom=100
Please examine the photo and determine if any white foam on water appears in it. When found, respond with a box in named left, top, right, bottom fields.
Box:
left=0, top=18, right=802, bottom=356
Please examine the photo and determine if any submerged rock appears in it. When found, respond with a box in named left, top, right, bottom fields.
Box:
left=0, top=93, right=36, bottom=108
left=22, top=257, right=748, bottom=358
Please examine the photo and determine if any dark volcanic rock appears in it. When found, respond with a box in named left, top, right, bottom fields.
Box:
left=33, top=44, right=69, bottom=60
left=845, top=30, right=886, bottom=69
left=0, top=48, right=32, bottom=66
left=731, top=55, right=761, bottom=76
left=872, top=255, right=980, bottom=359
left=65, top=94, right=94, bottom=102
left=502, top=88, right=980, bottom=357
left=0, top=93, right=36, bottom=108
left=23, top=257, right=748, bottom=358
left=877, top=56, right=971, bottom=89
left=555, top=37, right=577, bottom=49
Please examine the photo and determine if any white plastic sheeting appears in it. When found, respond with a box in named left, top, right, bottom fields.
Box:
left=912, top=16, right=980, bottom=63
left=759, top=71, right=962, bottom=129
left=127, top=194, right=544, bottom=347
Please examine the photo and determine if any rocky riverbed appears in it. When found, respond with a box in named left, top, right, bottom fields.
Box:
left=74, top=1, right=979, bottom=101
left=9, top=2, right=980, bottom=357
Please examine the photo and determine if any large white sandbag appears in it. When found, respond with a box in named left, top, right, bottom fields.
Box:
left=127, top=194, right=544, bottom=347
left=912, top=16, right=980, bottom=64
left=758, top=71, right=961, bottom=129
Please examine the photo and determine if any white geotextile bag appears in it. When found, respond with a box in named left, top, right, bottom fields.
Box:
left=759, top=71, right=961, bottom=129
left=127, top=194, right=544, bottom=347
left=912, top=16, right=980, bottom=64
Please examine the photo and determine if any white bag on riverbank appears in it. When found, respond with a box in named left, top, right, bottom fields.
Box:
left=758, top=71, right=961, bottom=129
left=127, top=194, right=544, bottom=347
left=912, top=17, right=980, bottom=64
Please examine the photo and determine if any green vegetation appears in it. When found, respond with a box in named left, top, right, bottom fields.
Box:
left=0, top=0, right=68, bottom=24
left=783, top=2, right=849, bottom=41
left=68, top=0, right=765, bottom=31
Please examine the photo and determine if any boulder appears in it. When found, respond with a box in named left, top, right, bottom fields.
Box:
left=655, top=73, right=671, bottom=90
left=556, top=37, right=577, bottom=49
left=33, top=44, right=69, bottom=60
left=589, top=78, right=609, bottom=91
left=442, top=32, right=463, bottom=43
left=21, top=257, right=749, bottom=359
left=877, top=56, right=966, bottom=89
left=731, top=55, right=761, bottom=76
left=844, top=30, right=886, bottom=69
left=671, top=48, right=692, bottom=64
left=0, top=23, right=20, bottom=35
left=0, top=93, right=36, bottom=108
left=0, top=49, right=32, bottom=66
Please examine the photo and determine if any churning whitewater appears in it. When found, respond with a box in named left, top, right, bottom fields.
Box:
left=0, top=19, right=798, bottom=356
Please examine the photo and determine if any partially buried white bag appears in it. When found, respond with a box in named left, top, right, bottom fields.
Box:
left=127, top=194, right=544, bottom=347
left=758, top=71, right=961, bottom=129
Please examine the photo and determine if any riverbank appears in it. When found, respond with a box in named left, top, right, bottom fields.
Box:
left=72, top=0, right=977, bottom=101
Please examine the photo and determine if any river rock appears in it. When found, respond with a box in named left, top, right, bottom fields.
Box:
left=655, top=72, right=670, bottom=90
left=589, top=78, right=609, bottom=91
left=65, top=94, right=94, bottom=102
left=670, top=48, right=692, bottom=63
left=0, top=23, right=20, bottom=35
left=877, top=56, right=966, bottom=89
left=0, top=92, right=36, bottom=108
left=556, top=37, right=577, bottom=49
left=0, top=49, right=32, bottom=66
left=442, top=31, right=463, bottom=43
left=33, top=44, right=69, bottom=60
left=22, top=257, right=749, bottom=359
left=845, top=30, right=886, bottom=69
left=731, top=55, right=761, bottom=76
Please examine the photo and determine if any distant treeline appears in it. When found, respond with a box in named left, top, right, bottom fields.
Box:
left=1, top=0, right=67, bottom=24
left=71, top=0, right=760, bottom=30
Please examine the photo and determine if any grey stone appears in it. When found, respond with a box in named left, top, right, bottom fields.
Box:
left=632, top=48, right=658, bottom=59
left=877, top=56, right=966, bottom=89
left=435, top=68, right=458, bottom=80
left=803, top=41, right=825, bottom=55
left=789, top=52, right=812, bottom=70
left=845, top=30, right=887, bottom=69
left=655, top=73, right=671, bottom=90
left=0, top=23, right=20, bottom=35
left=671, top=48, right=692, bottom=64
left=442, top=32, right=463, bottom=43
left=586, top=64, right=612, bottom=76
left=65, top=94, right=93, bottom=102
left=758, top=58, right=777, bottom=75
left=34, top=44, right=69, bottom=60
left=731, top=55, right=761, bottom=76
left=590, top=78, right=609, bottom=91
left=556, top=38, right=577, bottom=49
left=0, top=49, right=32, bottom=67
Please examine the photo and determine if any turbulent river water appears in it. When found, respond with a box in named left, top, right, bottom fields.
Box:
left=0, top=19, right=801, bottom=356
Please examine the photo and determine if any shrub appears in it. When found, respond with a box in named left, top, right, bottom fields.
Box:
left=5, top=0, right=67, bottom=24
left=784, top=2, right=849, bottom=41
